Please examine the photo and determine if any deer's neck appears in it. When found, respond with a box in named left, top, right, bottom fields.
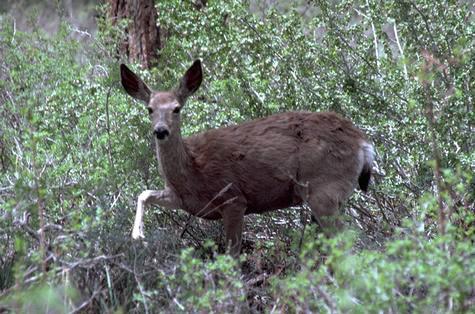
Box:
left=155, top=133, right=195, bottom=201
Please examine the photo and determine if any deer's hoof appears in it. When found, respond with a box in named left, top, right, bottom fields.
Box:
left=132, top=229, right=145, bottom=240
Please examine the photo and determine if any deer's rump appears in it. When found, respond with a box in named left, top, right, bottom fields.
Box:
left=182, top=111, right=369, bottom=217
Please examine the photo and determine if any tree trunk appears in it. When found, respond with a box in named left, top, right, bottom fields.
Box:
left=108, top=0, right=160, bottom=69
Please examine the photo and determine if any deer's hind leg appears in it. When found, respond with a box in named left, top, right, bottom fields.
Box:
left=299, top=181, right=352, bottom=234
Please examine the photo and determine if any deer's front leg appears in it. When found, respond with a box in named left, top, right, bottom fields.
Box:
left=222, top=205, right=246, bottom=257
left=132, top=187, right=180, bottom=239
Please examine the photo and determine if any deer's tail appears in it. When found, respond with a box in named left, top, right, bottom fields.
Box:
left=358, top=142, right=374, bottom=192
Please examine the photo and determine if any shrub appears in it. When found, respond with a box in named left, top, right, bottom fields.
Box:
left=0, top=0, right=473, bottom=312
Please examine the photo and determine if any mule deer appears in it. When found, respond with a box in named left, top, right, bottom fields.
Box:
left=120, top=60, right=374, bottom=256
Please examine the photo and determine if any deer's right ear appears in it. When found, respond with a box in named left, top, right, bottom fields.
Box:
left=120, top=64, right=151, bottom=104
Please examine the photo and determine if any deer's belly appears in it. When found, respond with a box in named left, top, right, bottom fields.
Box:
left=243, top=183, right=302, bottom=214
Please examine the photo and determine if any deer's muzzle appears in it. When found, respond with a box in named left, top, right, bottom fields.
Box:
left=154, top=127, right=170, bottom=140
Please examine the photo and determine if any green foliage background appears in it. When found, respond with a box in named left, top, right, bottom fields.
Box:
left=0, top=0, right=474, bottom=312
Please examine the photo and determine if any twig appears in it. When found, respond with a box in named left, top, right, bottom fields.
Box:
left=365, top=0, right=380, bottom=74
left=298, top=205, right=311, bottom=251
left=245, top=273, right=269, bottom=287
left=425, top=96, right=446, bottom=234
left=110, top=189, right=122, bottom=211
left=0, top=265, right=38, bottom=298
left=410, top=1, right=450, bottom=87
left=320, top=2, right=410, bottom=106
left=373, top=192, right=391, bottom=225
left=156, top=210, right=205, bottom=250
left=179, top=183, right=235, bottom=238
left=70, top=26, right=92, bottom=38
left=315, top=285, right=336, bottom=313
left=69, top=287, right=104, bottom=314
left=393, top=21, right=408, bottom=80
left=31, top=138, right=47, bottom=275
left=172, top=298, right=185, bottom=311
left=104, top=85, right=114, bottom=171
left=354, top=201, right=376, bottom=222
left=62, top=254, right=124, bottom=271
left=133, top=246, right=149, bottom=314
left=11, top=17, right=16, bottom=44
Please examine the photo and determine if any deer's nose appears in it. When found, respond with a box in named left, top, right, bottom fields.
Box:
left=154, top=127, right=170, bottom=140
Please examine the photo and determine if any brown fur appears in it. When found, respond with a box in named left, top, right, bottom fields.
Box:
left=121, top=61, right=374, bottom=256
left=181, top=111, right=367, bottom=217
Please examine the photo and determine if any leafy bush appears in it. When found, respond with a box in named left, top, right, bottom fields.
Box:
left=149, top=247, right=246, bottom=312
left=273, top=219, right=475, bottom=313
left=0, top=0, right=473, bottom=312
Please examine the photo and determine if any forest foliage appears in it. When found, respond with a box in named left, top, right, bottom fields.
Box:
left=0, top=0, right=474, bottom=312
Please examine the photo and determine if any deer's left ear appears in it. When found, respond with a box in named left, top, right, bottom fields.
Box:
left=176, top=60, right=202, bottom=100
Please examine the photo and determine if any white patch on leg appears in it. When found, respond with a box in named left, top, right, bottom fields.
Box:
left=132, top=190, right=154, bottom=239
left=132, top=202, right=145, bottom=239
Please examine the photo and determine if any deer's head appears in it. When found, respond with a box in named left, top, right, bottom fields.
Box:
left=120, top=60, right=202, bottom=141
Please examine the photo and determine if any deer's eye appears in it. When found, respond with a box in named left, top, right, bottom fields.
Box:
left=172, top=106, right=181, bottom=114
left=147, top=107, right=153, bottom=115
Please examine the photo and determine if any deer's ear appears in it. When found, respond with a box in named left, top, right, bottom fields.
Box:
left=176, top=59, right=202, bottom=100
left=120, top=64, right=151, bottom=104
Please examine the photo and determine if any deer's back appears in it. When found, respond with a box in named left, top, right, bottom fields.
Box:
left=183, top=111, right=368, bottom=214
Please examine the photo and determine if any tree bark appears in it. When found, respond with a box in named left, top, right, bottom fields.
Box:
left=108, top=0, right=160, bottom=69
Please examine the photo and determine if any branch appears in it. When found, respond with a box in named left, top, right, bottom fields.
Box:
left=393, top=21, right=408, bottom=80
left=69, top=287, right=104, bottom=314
